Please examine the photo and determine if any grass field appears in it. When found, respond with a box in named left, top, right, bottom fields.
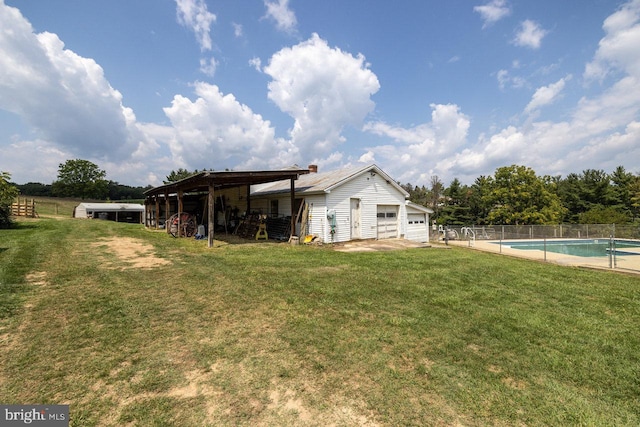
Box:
left=1, top=217, right=639, bottom=426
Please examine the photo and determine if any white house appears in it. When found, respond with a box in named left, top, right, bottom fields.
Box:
left=250, top=164, right=433, bottom=243
left=74, top=203, right=145, bottom=223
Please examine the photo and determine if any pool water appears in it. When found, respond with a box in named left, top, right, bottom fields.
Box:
left=496, top=239, right=640, bottom=258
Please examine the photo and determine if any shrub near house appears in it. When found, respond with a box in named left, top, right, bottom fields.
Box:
left=0, top=172, right=19, bottom=229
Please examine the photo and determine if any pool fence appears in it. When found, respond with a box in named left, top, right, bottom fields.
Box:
left=434, top=224, right=640, bottom=273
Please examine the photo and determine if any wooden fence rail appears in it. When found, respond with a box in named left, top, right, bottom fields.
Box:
left=11, top=198, right=38, bottom=218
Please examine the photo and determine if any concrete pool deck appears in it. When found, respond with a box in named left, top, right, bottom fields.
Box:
left=444, top=238, right=640, bottom=275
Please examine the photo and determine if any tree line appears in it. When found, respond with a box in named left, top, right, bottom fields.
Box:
left=401, top=165, right=640, bottom=225
left=11, top=159, right=152, bottom=201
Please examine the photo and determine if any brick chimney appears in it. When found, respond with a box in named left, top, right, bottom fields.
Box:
left=308, top=164, right=318, bottom=173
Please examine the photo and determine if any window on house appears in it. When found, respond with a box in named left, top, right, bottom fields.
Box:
left=270, top=199, right=278, bottom=217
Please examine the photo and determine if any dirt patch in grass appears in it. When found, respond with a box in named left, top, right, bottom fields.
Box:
left=266, top=385, right=380, bottom=426
left=91, top=237, right=171, bottom=269
left=25, top=271, right=48, bottom=286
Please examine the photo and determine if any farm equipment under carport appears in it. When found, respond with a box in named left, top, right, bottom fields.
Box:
left=168, top=212, right=197, bottom=238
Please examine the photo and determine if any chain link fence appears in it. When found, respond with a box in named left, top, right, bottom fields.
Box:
left=433, top=224, right=640, bottom=273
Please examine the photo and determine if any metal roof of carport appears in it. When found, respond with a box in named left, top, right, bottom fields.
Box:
left=143, top=169, right=310, bottom=197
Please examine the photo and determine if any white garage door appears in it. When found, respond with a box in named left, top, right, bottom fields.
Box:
left=377, top=205, right=398, bottom=239
left=406, top=213, right=428, bottom=242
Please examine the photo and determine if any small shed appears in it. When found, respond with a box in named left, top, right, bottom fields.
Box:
left=74, top=203, right=145, bottom=223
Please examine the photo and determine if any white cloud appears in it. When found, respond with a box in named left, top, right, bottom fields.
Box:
left=163, top=82, right=298, bottom=171
left=358, top=150, right=376, bottom=164
left=232, top=22, right=243, bottom=38
left=474, top=0, right=511, bottom=28
left=434, top=72, right=639, bottom=183
left=0, top=138, right=69, bottom=184
left=264, top=0, right=297, bottom=34
left=584, top=0, right=640, bottom=81
left=175, top=0, right=216, bottom=52
left=362, top=104, right=470, bottom=183
left=496, top=69, right=527, bottom=90
left=249, top=57, right=262, bottom=72
left=512, top=20, right=548, bottom=49
left=199, top=57, right=218, bottom=77
left=264, top=34, right=380, bottom=158
left=0, top=3, right=138, bottom=162
left=524, top=75, right=571, bottom=114
left=364, top=104, right=470, bottom=154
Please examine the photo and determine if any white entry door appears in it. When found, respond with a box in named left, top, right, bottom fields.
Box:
left=376, top=205, right=398, bottom=239
left=350, top=198, right=361, bottom=239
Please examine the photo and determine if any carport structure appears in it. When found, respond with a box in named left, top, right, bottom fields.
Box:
left=143, top=168, right=309, bottom=247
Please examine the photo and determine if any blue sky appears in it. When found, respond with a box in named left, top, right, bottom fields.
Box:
left=1, top=0, right=638, bottom=187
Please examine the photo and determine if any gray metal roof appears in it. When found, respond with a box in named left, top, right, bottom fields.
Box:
left=76, top=203, right=144, bottom=212
left=251, top=164, right=410, bottom=197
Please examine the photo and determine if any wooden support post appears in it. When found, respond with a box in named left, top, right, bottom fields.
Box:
left=154, top=197, right=159, bottom=229
left=164, top=191, right=170, bottom=233
left=208, top=183, right=215, bottom=248
left=246, top=184, right=251, bottom=215
left=177, top=190, right=184, bottom=237
left=290, top=178, right=296, bottom=240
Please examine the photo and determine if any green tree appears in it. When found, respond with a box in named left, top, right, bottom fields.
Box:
left=427, top=175, right=445, bottom=221
left=610, top=166, right=634, bottom=219
left=556, top=173, right=586, bottom=223
left=581, top=169, right=615, bottom=208
left=15, top=182, right=52, bottom=197
left=107, top=181, right=148, bottom=200
left=439, top=178, right=472, bottom=225
left=485, top=165, right=566, bottom=225
left=469, top=175, right=494, bottom=224
left=0, top=171, right=19, bottom=228
left=52, top=159, right=108, bottom=199
left=629, top=174, right=640, bottom=222
left=164, top=168, right=202, bottom=183
left=579, top=206, right=630, bottom=224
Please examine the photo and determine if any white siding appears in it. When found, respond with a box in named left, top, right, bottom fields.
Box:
left=74, top=205, right=87, bottom=218
left=324, top=173, right=406, bottom=243
left=305, top=196, right=327, bottom=240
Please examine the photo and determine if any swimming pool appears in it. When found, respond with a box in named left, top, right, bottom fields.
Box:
left=495, top=239, right=640, bottom=257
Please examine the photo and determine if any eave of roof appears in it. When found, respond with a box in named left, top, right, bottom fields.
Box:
left=406, top=201, right=434, bottom=214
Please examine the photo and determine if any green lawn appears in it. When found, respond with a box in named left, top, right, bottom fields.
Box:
left=1, top=217, right=639, bottom=426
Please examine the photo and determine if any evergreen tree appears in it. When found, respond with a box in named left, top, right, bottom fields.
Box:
left=439, top=178, right=472, bottom=225
left=610, top=166, right=634, bottom=219
left=164, top=168, right=202, bottom=183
